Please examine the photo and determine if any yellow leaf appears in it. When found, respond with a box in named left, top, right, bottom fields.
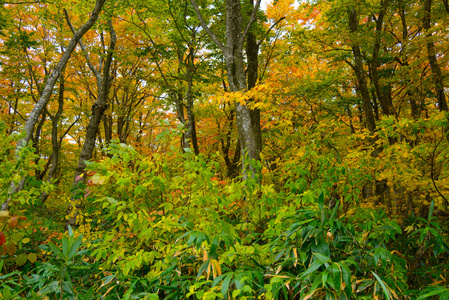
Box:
left=0, top=211, right=10, bottom=219
left=211, top=259, right=222, bottom=277
left=22, top=238, right=30, bottom=244
left=28, top=253, right=37, bottom=263
left=293, top=248, right=298, bottom=267
left=203, top=248, right=208, bottom=262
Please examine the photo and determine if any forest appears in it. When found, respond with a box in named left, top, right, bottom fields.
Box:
left=0, top=0, right=448, bottom=298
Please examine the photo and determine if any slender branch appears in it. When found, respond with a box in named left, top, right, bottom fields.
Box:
left=239, top=0, right=262, bottom=45
left=2, top=1, right=40, bottom=4
left=6, top=102, right=26, bottom=121
left=189, top=0, right=224, bottom=51
left=59, top=116, right=80, bottom=147
left=64, top=9, right=100, bottom=79
left=257, top=17, right=285, bottom=47
left=430, top=131, right=449, bottom=206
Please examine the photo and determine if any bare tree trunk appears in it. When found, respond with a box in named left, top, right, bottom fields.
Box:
left=348, top=8, right=377, bottom=134
left=368, top=0, right=395, bottom=117
left=66, top=19, right=117, bottom=227
left=41, top=73, right=66, bottom=203
left=185, top=78, right=200, bottom=155
left=423, top=0, right=448, bottom=112
left=246, top=0, right=262, bottom=158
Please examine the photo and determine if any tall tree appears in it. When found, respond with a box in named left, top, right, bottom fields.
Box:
left=348, top=7, right=377, bottom=134
left=423, top=0, right=448, bottom=112
left=190, top=0, right=262, bottom=178
left=66, top=15, right=117, bottom=227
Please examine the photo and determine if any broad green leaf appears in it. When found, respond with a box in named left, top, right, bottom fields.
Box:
left=301, top=260, right=323, bottom=278
left=221, top=273, right=233, bottom=297
left=48, top=241, right=63, bottom=259
left=314, top=252, right=331, bottom=264
left=67, top=234, right=83, bottom=260
left=15, top=253, right=27, bottom=266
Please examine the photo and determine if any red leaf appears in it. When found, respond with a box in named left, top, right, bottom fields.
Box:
left=0, top=231, right=5, bottom=245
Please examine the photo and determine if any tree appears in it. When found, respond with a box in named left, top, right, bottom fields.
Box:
left=190, top=0, right=262, bottom=178
left=423, top=0, right=448, bottom=112
left=66, top=14, right=117, bottom=227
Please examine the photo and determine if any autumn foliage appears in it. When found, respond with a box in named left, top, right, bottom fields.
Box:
left=0, top=0, right=448, bottom=299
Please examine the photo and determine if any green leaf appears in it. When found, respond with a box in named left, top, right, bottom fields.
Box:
left=330, top=263, right=342, bottom=294
left=417, top=288, right=449, bottom=300
left=67, top=234, right=83, bottom=260
left=232, top=290, right=241, bottom=298
left=300, top=260, right=323, bottom=278
left=310, top=274, right=321, bottom=294
left=221, top=273, right=233, bottom=298
left=84, top=286, right=94, bottom=300
left=314, top=252, right=331, bottom=264
left=322, top=270, right=329, bottom=287
left=209, top=236, right=219, bottom=257
left=329, top=200, right=339, bottom=220
left=187, top=232, right=197, bottom=247
left=15, top=253, right=28, bottom=266
left=356, top=279, right=374, bottom=292
left=48, top=241, right=63, bottom=259
left=101, top=275, right=115, bottom=287
left=155, top=285, right=178, bottom=290
left=196, top=261, right=210, bottom=280
left=212, top=274, right=227, bottom=287
left=428, top=199, right=435, bottom=221
left=62, top=235, right=69, bottom=259
left=68, top=225, right=73, bottom=237
left=371, top=271, right=391, bottom=300
left=242, top=285, right=252, bottom=292
left=1, top=286, right=12, bottom=300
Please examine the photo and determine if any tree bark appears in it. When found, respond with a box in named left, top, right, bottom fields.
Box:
left=369, top=0, right=395, bottom=117
left=66, top=19, right=116, bottom=227
left=423, top=0, right=448, bottom=112
left=246, top=0, right=262, bottom=157
left=348, top=8, right=377, bottom=134
left=40, top=73, right=66, bottom=203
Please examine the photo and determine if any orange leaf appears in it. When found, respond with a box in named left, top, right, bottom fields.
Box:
left=8, top=216, right=18, bottom=228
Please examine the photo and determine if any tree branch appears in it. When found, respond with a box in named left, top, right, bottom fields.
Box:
left=257, top=17, right=285, bottom=47
left=189, top=0, right=224, bottom=51
left=239, top=0, right=262, bottom=45
left=64, top=8, right=100, bottom=79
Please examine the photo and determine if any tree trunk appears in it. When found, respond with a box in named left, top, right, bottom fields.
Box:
left=348, top=8, right=377, bottom=134
left=423, top=0, right=448, bottom=112
left=246, top=0, right=262, bottom=157
left=41, top=74, right=65, bottom=203
left=369, top=0, right=395, bottom=117
left=190, top=0, right=262, bottom=179
left=66, top=20, right=116, bottom=227
left=186, top=78, right=200, bottom=155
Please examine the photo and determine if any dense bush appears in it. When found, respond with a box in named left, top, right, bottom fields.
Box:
left=2, top=139, right=448, bottom=299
